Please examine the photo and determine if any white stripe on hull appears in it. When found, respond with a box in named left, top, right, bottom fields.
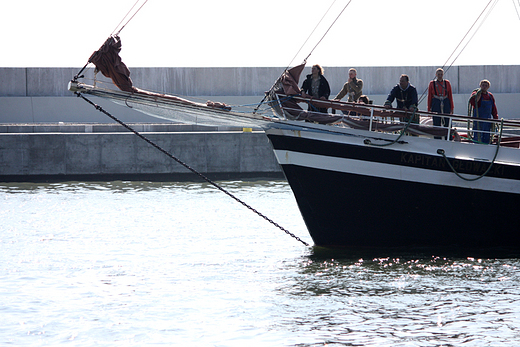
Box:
left=265, top=125, right=520, bottom=166
left=273, top=149, right=520, bottom=195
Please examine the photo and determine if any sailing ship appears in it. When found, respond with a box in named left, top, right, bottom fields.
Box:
left=69, top=3, right=520, bottom=250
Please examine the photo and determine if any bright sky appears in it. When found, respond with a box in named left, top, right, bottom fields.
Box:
left=1, top=0, right=519, bottom=68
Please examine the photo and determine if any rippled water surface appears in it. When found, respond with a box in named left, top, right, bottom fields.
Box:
left=1, top=180, right=520, bottom=346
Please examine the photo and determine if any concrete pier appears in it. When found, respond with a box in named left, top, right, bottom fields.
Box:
left=1, top=66, right=519, bottom=181
left=0, top=123, right=282, bottom=182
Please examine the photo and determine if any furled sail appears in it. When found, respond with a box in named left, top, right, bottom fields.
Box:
left=72, top=36, right=271, bottom=127
left=88, top=35, right=136, bottom=93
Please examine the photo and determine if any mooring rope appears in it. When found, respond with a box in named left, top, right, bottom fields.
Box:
left=75, top=92, right=309, bottom=246
left=437, top=118, right=503, bottom=181
left=363, top=107, right=418, bottom=147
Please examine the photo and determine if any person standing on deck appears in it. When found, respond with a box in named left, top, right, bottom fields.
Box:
left=428, top=68, right=454, bottom=130
left=469, top=79, right=498, bottom=144
left=301, top=64, right=331, bottom=113
left=334, top=68, right=363, bottom=103
left=384, top=74, right=419, bottom=123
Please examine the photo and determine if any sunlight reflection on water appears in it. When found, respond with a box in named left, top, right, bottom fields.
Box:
left=1, top=180, right=519, bottom=346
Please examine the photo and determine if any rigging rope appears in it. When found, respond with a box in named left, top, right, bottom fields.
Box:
left=467, top=88, right=481, bottom=141
left=112, top=0, right=149, bottom=36
left=514, top=0, right=520, bottom=21
left=444, top=0, right=499, bottom=71
left=440, top=0, right=497, bottom=74
left=73, top=0, right=149, bottom=81
left=74, top=91, right=309, bottom=247
left=253, top=0, right=353, bottom=114
left=287, top=0, right=339, bottom=68
left=417, top=0, right=498, bottom=107
left=303, top=0, right=353, bottom=63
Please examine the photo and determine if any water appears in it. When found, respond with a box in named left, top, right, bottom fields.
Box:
left=2, top=180, right=520, bottom=346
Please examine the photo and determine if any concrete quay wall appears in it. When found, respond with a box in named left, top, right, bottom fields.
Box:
left=0, top=125, right=282, bottom=182
left=1, top=65, right=519, bottom=124
left=1, top=65, right=519, bottom=97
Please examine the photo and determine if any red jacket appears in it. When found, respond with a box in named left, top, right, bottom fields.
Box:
left=427, top=79, right=454, bottom=113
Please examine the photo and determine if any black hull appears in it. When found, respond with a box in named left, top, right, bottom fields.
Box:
left=265, top=124, right=520, bottom=249
left=282, top=164, right=519, bottom=248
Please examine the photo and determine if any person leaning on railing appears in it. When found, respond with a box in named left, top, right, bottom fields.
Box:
left=469, top=79, right=498, bottom=144
left=333, top=68, right=363, bottom=103
left=384, top=74, right=419, bottom=123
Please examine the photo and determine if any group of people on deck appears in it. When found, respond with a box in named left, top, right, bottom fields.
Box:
left=299, top=65, right=499, bottom=144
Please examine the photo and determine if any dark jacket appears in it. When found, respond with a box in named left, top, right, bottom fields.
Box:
left=301, top=74, right=331, bottom=99
left=385, top=84, right=418, bottom=109
left=301, top=74, right=331, bottom=113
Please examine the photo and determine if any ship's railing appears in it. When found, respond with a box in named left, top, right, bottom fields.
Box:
left=269, top=93, right=520, bottom=147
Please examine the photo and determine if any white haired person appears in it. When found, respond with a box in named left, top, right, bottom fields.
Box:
left=334, top=68, right=363, bottom=103
left=469, top=79, right=498, bottom=144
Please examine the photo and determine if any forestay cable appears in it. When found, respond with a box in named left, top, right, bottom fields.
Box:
left=73, top=0, right=149, bottom=82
